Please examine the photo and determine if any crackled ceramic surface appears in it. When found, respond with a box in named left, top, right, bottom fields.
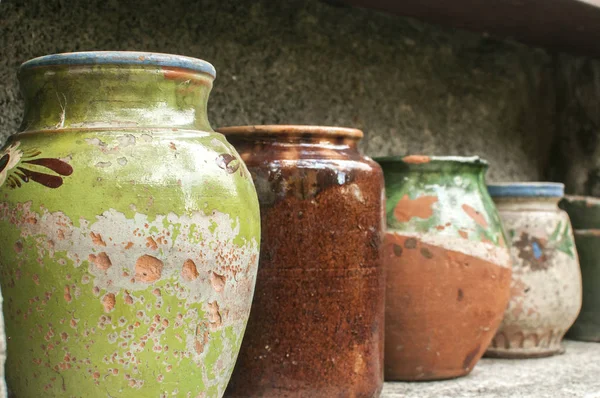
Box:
left=486, top=183, right=582, bottom=358
left=377, top=155, right=511, bottom=381
left=0, top=52, right=260, bottom=397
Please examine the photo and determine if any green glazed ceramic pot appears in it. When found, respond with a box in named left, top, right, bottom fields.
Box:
left=561, top=195, right=600, bottom=341
left=0, top=52, right=260, bottom=397
left=376, top=155, right=512, bottom=381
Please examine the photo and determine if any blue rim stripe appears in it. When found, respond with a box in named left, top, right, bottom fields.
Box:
left=488, top=183, right=564, bottom=198
left=20, top=51, right=216, bottom=78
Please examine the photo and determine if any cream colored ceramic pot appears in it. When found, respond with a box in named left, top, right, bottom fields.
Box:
left=486, top=183, right=582, bottom=358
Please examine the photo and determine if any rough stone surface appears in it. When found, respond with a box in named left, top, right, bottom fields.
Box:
left=383, top=340, right=600, bottom=398
left=550, top=56, right=600, bottom=196
left=1, top=0, right=560, bottom=182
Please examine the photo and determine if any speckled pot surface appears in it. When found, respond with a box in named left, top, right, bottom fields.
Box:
left=485, top=183, right=582, bottom=358
left=376, top=155, right=511, bottom=381
left=219, top=125, right=385, bottom=398
left=561, top=196, right=600, bottom=342
left=0, top=52, right=260, bottom=397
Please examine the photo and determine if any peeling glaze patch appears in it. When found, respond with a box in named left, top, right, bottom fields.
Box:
left=0, top=201, right=259, bottom=397
left=386, top=230, right=511, bottom=269
left=462, top=204, right=489, bottom=229
left=393, top=195, right=438, bottom=222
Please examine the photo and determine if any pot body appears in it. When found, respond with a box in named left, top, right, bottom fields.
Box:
left=377, top=155, right=511, bottom=381
left=486, top=184, right=582, bottom=358
left=561, top=195, right=600, bottom=341
left=219, top=125, right=385, bottom=398
left=0, top=52, right=260, bottom=397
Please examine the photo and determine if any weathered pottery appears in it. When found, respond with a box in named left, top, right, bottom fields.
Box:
left=486, top=183, right=582, bottom=358
left=376, top=155, right=511, bottom=381
left=0, top=52, right=260, bottom=397
left=561, top=195, right=600, bottom=342
left=218, top=125, right=385, bottom=397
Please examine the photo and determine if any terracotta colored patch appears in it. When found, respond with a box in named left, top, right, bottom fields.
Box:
left=458, top=230, right=469, bottom=239
left=89, top=252, right=112, bottom=271
left=135, top=255, right=164, bottom=283
left=145, top=237, right=158, bottom=250
left=169, top=142, right=177, bottom=150
left=384, top=232, right=511, bottom=380
left=90, top=232, right=106, bottom=247
left=102, top=293, right=116, bottom=313
left=394, top=195, right=438, bottom=222
left=181, top=259, right=199, bottom=281
left=402, top=155, right=431, bottom=164
left=124, top=242, right=134, bottom=250
left=210, top=272, right=226, bottom=293
left=64, top=286, right=72, bottom=303
left=462, top=204, right=488, bottom=228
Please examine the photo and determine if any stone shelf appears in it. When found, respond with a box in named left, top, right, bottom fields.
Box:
left=335, top=0, right=600, bottom=57
left=382, top=340, right=600, bottom=397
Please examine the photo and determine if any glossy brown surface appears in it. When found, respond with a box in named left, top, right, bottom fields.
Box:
left=219, top=125, right=385, bottom=398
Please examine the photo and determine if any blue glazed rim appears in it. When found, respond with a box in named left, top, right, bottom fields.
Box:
left=487, top=182, right=564, bottom=198
left=20, top=51, right=216, bottom=78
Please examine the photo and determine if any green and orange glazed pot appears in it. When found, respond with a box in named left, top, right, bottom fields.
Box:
left=376, top=155, right=512, bottom=381
left=0, top=52, right=260, bottom=397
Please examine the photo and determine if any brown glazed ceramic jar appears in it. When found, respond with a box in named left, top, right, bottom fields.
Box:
left=376, top=156, right=512, bottom=381
left=217, top=125, right=385, bottom=398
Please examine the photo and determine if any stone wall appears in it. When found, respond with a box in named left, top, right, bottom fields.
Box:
left=2, top=0, right=572, bottom=183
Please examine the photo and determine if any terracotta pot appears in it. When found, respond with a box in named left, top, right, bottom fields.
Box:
left=561, top=195, right=600, bottom=342
left=485, top=183, right=582, bottom=358
left=0, top=52, right=260, bottom=397
left=218, top=125, right=385, bottom=398
left=376, top=155, right=511, bottom=381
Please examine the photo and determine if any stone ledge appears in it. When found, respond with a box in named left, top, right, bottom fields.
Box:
left=382, top=340, right=600, bottom=398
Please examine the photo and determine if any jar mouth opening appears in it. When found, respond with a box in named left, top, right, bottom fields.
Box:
left=217, top=125, right=364, bottom=139
left=488, top=182, right=564, bottom=198
left=20, top=51, right=216, bottom=78
left=375, top=155, right=487, bottom=167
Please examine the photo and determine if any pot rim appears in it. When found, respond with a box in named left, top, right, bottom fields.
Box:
left=374, top=155, right=487, bottom=166
left=20, top=51, right=216, bottom=78
left=573, top=228, right=600, bottom=236
left=487, top=182, right=565, bottom=198
left=217, top=125, right=364, bottom=139
left=562, top=194, right=600, bottom=206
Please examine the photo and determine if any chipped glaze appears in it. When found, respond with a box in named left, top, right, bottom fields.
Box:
left=0, top=52, right=260, bottom=397
left=376, top=155, right=511, bottom=381
left=486, top=184, right=582, bottom=358
left=219, top=125, right=385, bottom=398
left=560, top=195, right=600, bottom=342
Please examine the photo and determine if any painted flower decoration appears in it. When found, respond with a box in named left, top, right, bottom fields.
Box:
left=0, top=141, right=73, bottom=189
left=0, top=142, right=23, bottom=187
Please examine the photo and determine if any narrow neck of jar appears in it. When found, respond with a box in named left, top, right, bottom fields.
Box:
left=493, top=196, right=561, bottom=211
left=18, top=65, right=213, bottom=132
